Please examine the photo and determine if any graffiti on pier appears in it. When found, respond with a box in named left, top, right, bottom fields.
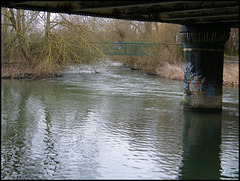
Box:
left=189, top=75, right=214, bottom=97
left=189, top=75, right=205, bottom=93
left=184, top=62, right=194, bottom=79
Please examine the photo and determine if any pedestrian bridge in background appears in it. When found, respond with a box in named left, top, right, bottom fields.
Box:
left=93, top=42, right=182, bottom=56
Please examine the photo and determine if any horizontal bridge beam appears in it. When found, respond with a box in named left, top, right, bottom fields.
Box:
left=1, top=1, right=239, bottom=28
left=93, top=42, right=182, bottom=46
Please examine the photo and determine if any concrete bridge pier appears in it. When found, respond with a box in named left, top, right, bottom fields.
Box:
left=180, top=25, right=230, bottom=112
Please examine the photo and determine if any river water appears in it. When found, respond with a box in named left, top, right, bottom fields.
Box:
left=1, top=61, right=239, bottom=180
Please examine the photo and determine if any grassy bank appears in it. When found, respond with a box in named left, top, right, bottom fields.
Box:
left=2, top=57, right=238, bottom=88
left=156, top=61, right=239, bottom=87
left=116, top=54, right=238, bottom=87
left=2, top=51, right=239, bottom=88
left=1, top=61, right=61, bottom=79
left=223, top=61, right=239, bottom=86
left=151, top=61, right=239, bottom=87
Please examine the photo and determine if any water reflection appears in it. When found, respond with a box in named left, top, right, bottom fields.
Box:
left=1, top=79, right=103, bottom=179
left=1, top=65, right=238, bottom=180
left=179, top=110, right=222, bottom=180
left=1, top=80, right=33, bottom=179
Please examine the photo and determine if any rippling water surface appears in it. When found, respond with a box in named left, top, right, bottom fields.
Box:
left=1, top=61, right=239, bottom=179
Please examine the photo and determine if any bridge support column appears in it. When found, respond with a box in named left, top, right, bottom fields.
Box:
left=180, top=25, right=230, bottom=112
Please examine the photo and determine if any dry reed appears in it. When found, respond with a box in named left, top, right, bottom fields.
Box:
left=156, top=62, right=184, bottom=80
left=155, top=61, right=239, bottom=87
left=1, top=62, right=61, bottom=79
left=223, top=62, right=239, bottom=86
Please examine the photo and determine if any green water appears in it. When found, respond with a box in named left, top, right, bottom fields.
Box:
left=1, top=61, right=239, bottom=179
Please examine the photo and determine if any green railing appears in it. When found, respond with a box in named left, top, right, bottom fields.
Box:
left=93, top=42, right=182, bottom=56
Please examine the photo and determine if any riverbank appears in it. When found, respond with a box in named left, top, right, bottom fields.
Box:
left=223, top=61, right=239, bottom=86
left=152, top=61, right=239, bottom=87
left=126, top=59, right=239, bottom=87
left=1, top=62, right=61, bottom=79
left=1, top=59, right=239, bottom=87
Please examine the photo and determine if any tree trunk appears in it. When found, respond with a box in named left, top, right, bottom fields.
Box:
left=9, top=9, right=34, bottom=65
left=45, top=12, right=51, bottom=40
left=144, top=22, right=153, bottom=42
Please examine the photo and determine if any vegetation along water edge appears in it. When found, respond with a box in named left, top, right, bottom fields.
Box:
left=1, top=8, right=239, bottom=87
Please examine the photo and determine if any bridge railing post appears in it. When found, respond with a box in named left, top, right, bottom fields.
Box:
left=124, top=43, right=127, bottom=55
left=134, top=43, right=137, bottom=55
left=180, top=24, right=230, bottom=112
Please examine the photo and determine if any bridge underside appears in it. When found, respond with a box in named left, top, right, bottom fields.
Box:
left=1, top=1, right=239, bottom=28
left=1, top=1, right=239, bottom=112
